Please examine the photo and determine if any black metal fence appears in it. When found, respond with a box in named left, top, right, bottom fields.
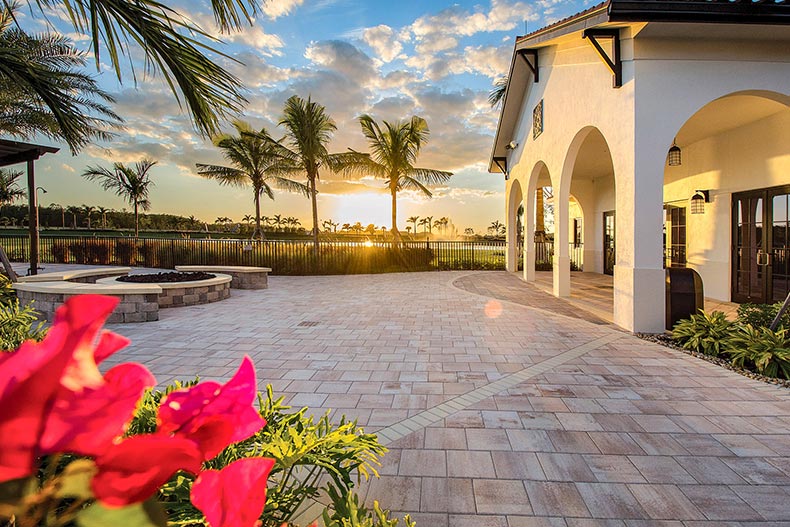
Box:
left=0, top=235, right=586, bottom=275
left=0, top=235, right=512, bottom=275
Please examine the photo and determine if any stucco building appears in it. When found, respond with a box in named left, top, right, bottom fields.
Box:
left=490, top=0, right=790, bottom=332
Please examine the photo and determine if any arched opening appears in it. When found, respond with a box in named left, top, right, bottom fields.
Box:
left=663, top=90, right=790, bottom=309
left=522, top=161, right=553, bottom=284
left=553, top=127, right=616, bottom=320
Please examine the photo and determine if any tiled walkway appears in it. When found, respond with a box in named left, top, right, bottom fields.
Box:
left=94, top=270, right=790, bottom=525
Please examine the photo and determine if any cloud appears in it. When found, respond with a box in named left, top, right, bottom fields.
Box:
left=262, top=0, right=305, bottom=19
left=362, top=25, right=403, bottom=63
left=304, top=40, right=377, bottom=84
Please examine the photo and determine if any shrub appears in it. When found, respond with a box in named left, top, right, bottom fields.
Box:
left=671, top=310, right=734, bottom=356
left=51, top=241, right=70, bottom=263
left=727, top=324, right=790, bottom=380
left=130, top=384, right=388, bottom=527
left=0, top=299, right=47, bottom=350
left=737, top=302, right=790, bottom=329
left=114, top=238, right=138, bottom=265
left=68, top=239, right=111, bottom=265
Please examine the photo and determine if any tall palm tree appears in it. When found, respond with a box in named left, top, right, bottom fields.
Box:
left=96, top=206, right=111, bottom=228
left=272, top=214, right=283, bottom=232
left=8, top=0, right=261, bottom=142
left=0, top=3, right=120, bottom=153
left=49, top=203, right=65, bottom=227
left=336, top=115, right=452, bottom=243
left=82, top=159, right=156, bottom=237
left=408, top=216, right=420, bottom=235
left=489, top=76, right=508, bottom=108
left=0, top=169, right=25, bottom=217
left=66, top=205, right=80, bottom=229
left=424, top=215, right=434, bottom=237
left=81, top=204, right=96, bottom=229
left=276, top=95, right=347, bottom=255
left=196, top=121, right=307, bottom=240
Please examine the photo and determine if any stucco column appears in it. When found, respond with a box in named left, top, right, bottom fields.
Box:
left=613, top=146, right=666, bottom=333
left=505, top=180, right=522, bottom=273
left=523, top=186, right=536, bottom=282
left=553, top=195, right=570, bottom=297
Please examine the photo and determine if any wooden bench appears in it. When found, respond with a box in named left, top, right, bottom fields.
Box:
left=16, top=267, right=131, bottom=284
left=175, top=265, right=270, bottom=290
left=14, top=281, right=160, bottom=323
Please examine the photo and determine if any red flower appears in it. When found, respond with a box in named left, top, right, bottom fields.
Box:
left=191, top=457, right=275, bottom=527
left=92, top=434, right=204, bottom=506
left=0, top=295, right=154, bottom=482
left=92, top=356, right=266, bottom=506
left=157, top=356, right=266, bottom=459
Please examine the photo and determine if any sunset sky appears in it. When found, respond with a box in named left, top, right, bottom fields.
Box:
left=17, top=0, right=590, bottom=233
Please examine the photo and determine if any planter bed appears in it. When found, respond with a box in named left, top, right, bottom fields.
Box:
left=96, top=273, right=232, bottom=308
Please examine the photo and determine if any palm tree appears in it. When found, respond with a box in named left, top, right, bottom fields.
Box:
left=352, top=222, right=363, bottom=235
left=341, top=223, right=351, bottom=234
left=405, top=226, right=412, bottom=236
left=196, top=121, right=307, bottom=240
left=272, top=214, right=283, bottom=232
left=408, top=216, right=420, bottom=235
left=0, top=169, right=25, bottom=216
left=424, top=215, right=434, bottom=237
left=66, top=205, right=80, bottom=229
left=489, top=76, right=508, bottom=108
left=9, top=0, right=260, bottom=142
left=489, top=220, right=505, bottom=237
left=440, top=217, right=449, bottom=236
left=49, top=203, right=65, bottom=227
left=336, top=115, right=452, bottom=243
left=81, top=205, right=96, bottom=229
left=418, top=217, right=429, bottom=235
left=0, top=3, right=120, bottom=153
left=82, top=159, right=156, bottom=237
left=275, top=95, right=347, bottom=256
left=96, top=206, right=111, bottom=229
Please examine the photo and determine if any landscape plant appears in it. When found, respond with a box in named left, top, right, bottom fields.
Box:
left=82, top=159, right=157, bottom=236
left=736, top=302, right=790, bottom=329
left=671, top=310, right=734, bottom=356
left=726, top=324, right=790, bottom=379
left=335, top=115, right=452, bottom=243
left=197, top=123, right=308, bottom=241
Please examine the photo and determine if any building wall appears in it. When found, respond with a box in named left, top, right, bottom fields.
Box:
left=664, top=108, right=790, bottom=301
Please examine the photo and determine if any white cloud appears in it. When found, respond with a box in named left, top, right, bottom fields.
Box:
left=262, top=0, right=305, bottom=19
left=362, top=25, right=403, bottom=63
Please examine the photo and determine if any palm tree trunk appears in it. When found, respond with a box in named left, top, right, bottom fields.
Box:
left=134, top=202, right=139, bottom=237
left=390, top=186, right=401, bottom=245
left=253, top=190, right=265, bottom=240
left=309, top=172, right=319, bottom=257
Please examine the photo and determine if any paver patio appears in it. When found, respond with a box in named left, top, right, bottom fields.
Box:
left=92, top=270, right=790, bottom=525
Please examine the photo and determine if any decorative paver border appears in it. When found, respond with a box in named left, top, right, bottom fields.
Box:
left=375, top=332, right=625, bottom=445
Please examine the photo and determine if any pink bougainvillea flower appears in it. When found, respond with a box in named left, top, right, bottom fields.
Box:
left=191, top=457, right=275, bottom=527
left=40, top=362, right=156, bottom=456
left=157, top=356, right=266, bottom=459
left=0, top=295, right=154, bottom=483
left=92, top=434, right=204, bottom=506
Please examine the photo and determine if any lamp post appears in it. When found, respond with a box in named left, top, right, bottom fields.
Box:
left=35, top=187, right=47, bottom=234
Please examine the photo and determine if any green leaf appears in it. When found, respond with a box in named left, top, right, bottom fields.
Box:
left=77, top=498, right=167, bottom=527
left=56, top=459, right=96, bottom=499
left=0, top=477, right=36, bottom=518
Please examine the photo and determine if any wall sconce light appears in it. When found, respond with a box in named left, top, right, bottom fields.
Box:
left=505, top=141, right=519, bottom=150
left=667, top=140, right=682, bottom=166
left=690, top=190, right=710, bottom=214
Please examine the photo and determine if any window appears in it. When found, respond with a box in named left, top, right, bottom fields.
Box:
left=573, top=218, right=582, bottom=246
left=665, top=206, right=687, bottom=267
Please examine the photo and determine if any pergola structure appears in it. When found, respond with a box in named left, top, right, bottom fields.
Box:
left=0, top=139, right=60, bottom=278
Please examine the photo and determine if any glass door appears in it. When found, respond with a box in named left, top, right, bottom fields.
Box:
left=770, top=190, right=790, bottom=302
left=733, top=191, right=766, bottom=303
left=603, top=211, right=615, bottom=276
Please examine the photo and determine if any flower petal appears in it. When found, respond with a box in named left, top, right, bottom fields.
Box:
left=191, top=457, right=275, bottom=527
left=93, top=435, right=203, bottom=506
left=157, top=356, right=265, bottom=459
left=40, top=363, right=156, bottom=457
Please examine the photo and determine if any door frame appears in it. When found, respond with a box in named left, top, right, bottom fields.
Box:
left=731, top=184, right=790, bottom=303
left=603, top=210, right=615, bottom=276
